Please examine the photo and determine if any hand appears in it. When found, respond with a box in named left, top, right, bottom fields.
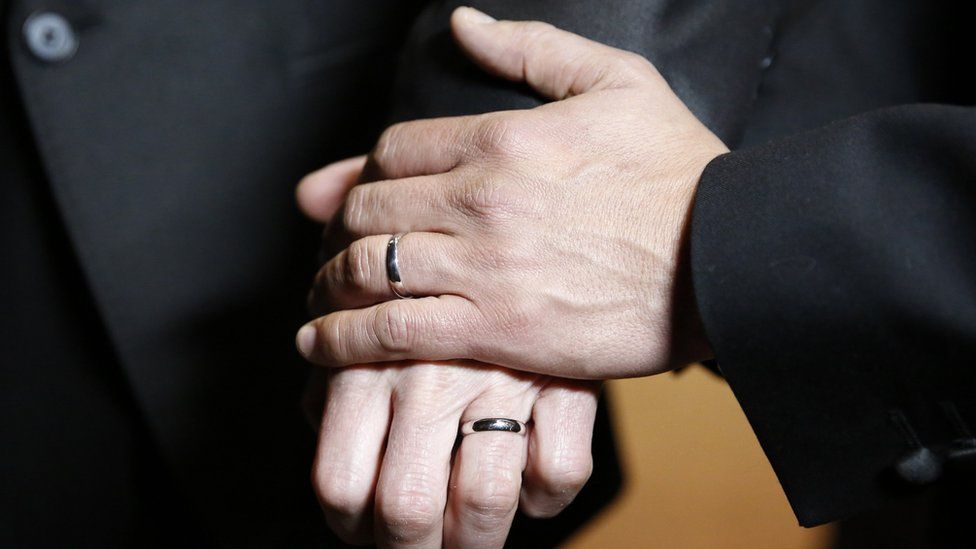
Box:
left=309, top=364, right=599, bottom=548
left=296, top=150, right=600, bottom=548
left=296, top=7, right=728, bottom=380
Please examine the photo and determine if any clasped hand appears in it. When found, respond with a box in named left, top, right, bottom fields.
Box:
left=295, top=7, right=727, bottom=548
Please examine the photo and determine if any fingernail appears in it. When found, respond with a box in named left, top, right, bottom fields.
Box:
left=296, top=324, right=317, bottom=357
left=460, top=6, right=496, bottom=24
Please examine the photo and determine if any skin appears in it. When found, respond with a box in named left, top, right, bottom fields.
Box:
left=298, top=8, right=726, bottom=379
left=298, top=155, right=600, bottom=548
left=296, top=7, right=728, bottom=547
left=306, top=363, right=599, bottom=548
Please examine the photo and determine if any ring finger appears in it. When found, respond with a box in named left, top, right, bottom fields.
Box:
left=309, top=232, right=467, bottom=315
left=444, top=397, right=534, bottom=548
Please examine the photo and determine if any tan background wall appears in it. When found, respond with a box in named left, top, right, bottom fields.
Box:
left=565, top=366, right=835, bottom=548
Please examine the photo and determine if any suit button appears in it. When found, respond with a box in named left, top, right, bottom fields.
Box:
left=23, top=12, right=78, bottom=63
left=893, top=447, right=943, bottom=485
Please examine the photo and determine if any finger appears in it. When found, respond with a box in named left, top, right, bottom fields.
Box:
left=361, top=115, right=488, bottom=182
left=312, top=367, right=394, bottom=544
left=296, top=295, right=482, bottom=367
left=520, top=380, right=598, bottom=517
left=309, top=232, right=466, bottom=316
left=444, top=394, right=533, bottom=548
left=450, top=7, right=660, bottom=100
left=373, top=367, right=466, bottom=548
left=297, top=155, right=367, bottom=222
left=341, top=174, right=463, bottom=238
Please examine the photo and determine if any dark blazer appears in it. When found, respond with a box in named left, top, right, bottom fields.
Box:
left=3, top=0, right=972, bottom=545
left=1, top=0, right=624, bottom=546
left=400, top=0, right=976, bottom=536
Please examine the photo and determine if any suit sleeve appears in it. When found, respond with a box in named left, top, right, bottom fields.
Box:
left=690, top=103, right=976, bottom=526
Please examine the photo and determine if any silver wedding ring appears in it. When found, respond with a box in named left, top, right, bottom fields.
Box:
left=386, top=233, right=411, bottom=299
left=460, top=418, right=527, bottom=436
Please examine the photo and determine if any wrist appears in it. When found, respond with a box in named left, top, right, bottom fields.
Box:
left=667, top=148, right=725, bottom=367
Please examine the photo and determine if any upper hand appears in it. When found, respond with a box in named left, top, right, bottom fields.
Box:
left=296, top=7, right=727, bottom=380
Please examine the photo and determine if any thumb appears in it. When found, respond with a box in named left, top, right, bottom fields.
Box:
left=450, top=6, right=657, bottom=100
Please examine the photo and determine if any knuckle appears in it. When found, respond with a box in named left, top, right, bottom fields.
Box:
left=316, top=317, right=347, bottom=365
left=458, top=482, right=520, bottom=521
left=344, top=238, right=374, bottom=291
left=373, top=301, right=414, bottom=354
left=395, top=369, right=459, bottom=401
left=460, top=179, right=504, bottom=217
left=313, top=262, right=340, bottom=308
left=342, top=186, right=368, bottom=234
left=312, top=263, right=337, bottom=305
left=313, top=466, right=368, bottom=519
left=376, top=492, right=441, bottom=542
left=471, top=237, right=536, bottom=282
left=455, top=178, right=527, bottom=225
left=476, top=116, right=531, bottom=158
left=372, top=122, right=407, bottom=168
left=517, top=21, right=556, bottom=47
left=614, top=51, right=658, bottom=84
left=537, top=453, right=593, bottom=497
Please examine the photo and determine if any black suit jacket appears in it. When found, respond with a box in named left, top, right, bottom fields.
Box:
left=2, top=1, right=624, bottom=546
left=4, top=0, right=973, bottom=545
left=405, top=0, right=975, bottom=533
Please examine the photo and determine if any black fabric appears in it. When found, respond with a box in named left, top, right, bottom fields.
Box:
left=6, top=0, right=970, bottom=541
left=1, top=0, right=622, bottom=546
left=0, top=35, right=195, bottom=547
left=403, top=0, right=976, bottom=529
left=2, top=0, right=418, bottom=545
left=693, top=105, right=976, bottom=526
left=390, top=0, right=780, bottom=145
left=690, top=0, right=976, bottom=529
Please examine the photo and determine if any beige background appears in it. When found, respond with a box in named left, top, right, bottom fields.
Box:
left=564, top=366, right=835, bottom=548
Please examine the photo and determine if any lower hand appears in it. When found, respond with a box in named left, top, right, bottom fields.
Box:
left=307, top=363, right=599, bottom=548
